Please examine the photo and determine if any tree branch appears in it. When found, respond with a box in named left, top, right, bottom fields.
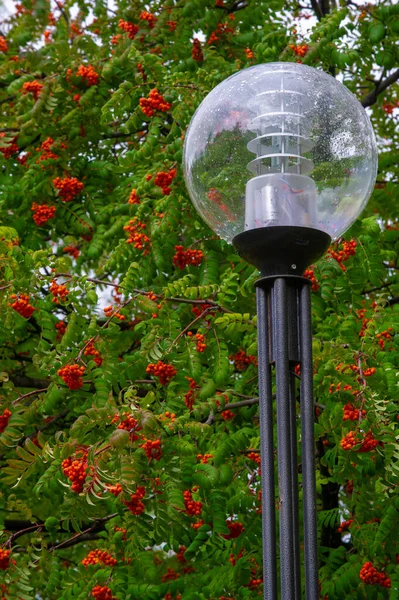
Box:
left=360, top=69, right=399, bottom=108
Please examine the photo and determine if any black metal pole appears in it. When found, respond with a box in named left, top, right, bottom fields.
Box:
left=256, top=275, right=319, bottom=600
left=256, top=285, right=278, bottom=600
left=299, top=281, right=319, bottom=600
left=289, top=371, right=302, bottom=600
left=273, top=278, right=296, bottom=600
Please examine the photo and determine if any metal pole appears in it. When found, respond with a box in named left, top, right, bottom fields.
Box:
left=299, top=281, right=319, bottom=600
left=256, top=285, right=278, bottom=600
left=289, top=371, right=302, bottom=599
left=273, top=278, right=295, bottom=599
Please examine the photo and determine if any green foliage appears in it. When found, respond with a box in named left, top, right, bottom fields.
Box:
left=0, top=0, right=398, bottom=598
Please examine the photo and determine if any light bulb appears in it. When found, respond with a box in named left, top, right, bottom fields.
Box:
left=183, top=63, right=378, bottom=244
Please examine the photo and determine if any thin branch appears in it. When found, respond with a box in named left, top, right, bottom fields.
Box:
left=362, top=281, right=393, bottom=295
left=48, top=532, right=101, bottom=550
left=48, top=513, right=118, bottom=553
left=224, top=397, right=259, bottom=410
left=360, top=69, right=399, bottom=108
left=12, top=387, right=48, bottom=406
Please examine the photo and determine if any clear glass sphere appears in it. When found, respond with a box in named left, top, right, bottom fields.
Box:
left=183, top=62, right=378, bottom=243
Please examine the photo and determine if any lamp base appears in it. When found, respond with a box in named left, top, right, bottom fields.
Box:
left=232, top=226, right=331, bottom=276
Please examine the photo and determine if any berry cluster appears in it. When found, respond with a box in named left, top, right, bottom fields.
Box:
left=84, top=340, right=102, bottom=366
left=9, top=294, right=35, bottom=318
left=0, top=36, right=8, bottom=52
left=123, top=486, right=146, bottom=515
left=111, top=34, right=121, bottom=45
left=192, top=38, right=203, bottom=61
left=167, top=20, right=177, bottom=31
left=0, top=549, right=10, bottom=571
left=162, top=568, right=180, bottom=582
left=208, top=16, right=235, bottom=44
left=140, top=11, right=157, bottom=28
left=358, top=430, right=380, bottom=452
left=303, top=268, right=320, bottom=292
left=104, top=305, right=125, bottom=320
left=191, top=303, right=215, bottom=318
left=248, top=452, right=261, bottom=466
left=343, top=403, right=366, bottom=421
left=58, top=364, right=86, bottom=390
left=222, top=521, right=245, bottom=540
left=360, top=562, right=391, bottom=587
left=245, top=47, right=254, bottom=58
left=70, top=23, right=83, bottom=37
left=184, top=378, right=197, bottom=410
left=62, top=451, right=88, bottom=492
left=146, top=361, right=177, bottom=385
left=164, top=594, right=182, bottom=600
left=22, top=80, right=43, bottom=100
left=159, top=411, right=176, bottom=423
left=187, top=331, right=206, bottom=352
left=184, top=489, right=202, bottom=516
left=231, top=349, right=257, bottom=371
left=140, top=89, right=172, bottom=117
left=289, top=44, right=309, bottom=57
left=341, top=430, right=381, bottom=452
left=91, top=585, right=116, bottom=600
left=337, top=518, right=354, bottom=533
left=82, top=549, right=117, bottom=567
left=377, top=329, right=393, bottom=350
left=0, top=133, right=19, bottom=159
left=0, top=409, right=11, bottom=433
left=50, top=280, right=68, bottom=303
left=63, top=244, right=80, bottom=259
left=177, top=546, right=186, bottom=563
left=229, top=548, right=244, bottom=566
left=44, top=30, right=51, bottom=43
left=340, top=431, right=357, bottom=450
left=172, top=245, right=204, bottom=269
left=76, top=64, right=99, bottom=86
left=107, top=483, right=122, bottom=496
left=141, top=438, right=162, bottom=460
left=118, top=19, right=139, bottom=39
left=197, top=453, right=213, bottom=464
left=55, top=320, right=67, bottom=337
left=154, top=168, right=177, bottom=195
left=221, top=410, right=234, bottom=420
left=117, top=414, right=139, bottom=432
left=329, top=382, right=353, bottom=394
left=53, top=176, right=84, bottom=202
left=249, top=574, right=263, bottom=589
left=31, top=203, right=56, bottom=226
left=37, top=137, right=59, bottom=161
left=191, top=519, right=204, bottom=530
left=123, top=218, right=150, bottom=252
left=382, top=101, right=399, bottom=114
left=328, top=239, right=357, bottom=271
left=128, top=188, right=139, bottom=204
left=363, top=367, right=376, bottom=377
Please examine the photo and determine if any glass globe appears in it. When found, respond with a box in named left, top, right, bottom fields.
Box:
left=183, top=62, right=378, bottom=243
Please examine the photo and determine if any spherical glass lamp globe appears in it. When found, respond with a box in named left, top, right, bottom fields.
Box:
left=183, top=63, right=378, bottom=256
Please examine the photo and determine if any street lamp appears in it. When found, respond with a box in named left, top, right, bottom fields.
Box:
left=183, top=63, right=377, bottom=600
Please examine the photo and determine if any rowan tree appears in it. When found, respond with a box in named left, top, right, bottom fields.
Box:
left=0, top=0, right=399, bottom=598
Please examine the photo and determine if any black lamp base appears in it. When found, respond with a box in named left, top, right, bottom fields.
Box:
left=232, top=226, right=331, bottom=276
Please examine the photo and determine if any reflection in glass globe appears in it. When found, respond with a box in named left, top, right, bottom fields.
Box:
left=183, top=63, right=378, bottom=243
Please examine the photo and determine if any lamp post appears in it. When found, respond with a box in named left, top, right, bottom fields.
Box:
left=183, top=62, right=377, bottom=599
